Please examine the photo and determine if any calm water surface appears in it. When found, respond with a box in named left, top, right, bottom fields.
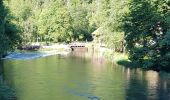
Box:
left=2, top=51, right=170, bottom=100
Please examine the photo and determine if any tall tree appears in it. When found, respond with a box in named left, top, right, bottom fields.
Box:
left=0, top=0, right=20, bottom=58
left=123, top=0, right=170, bottom=71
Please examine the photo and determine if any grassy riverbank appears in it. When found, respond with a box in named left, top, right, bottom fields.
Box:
left=102, top=49, right=153, bottom=69
left=86, top=42, right=128, bottom=64
left=103, top=52, right=128, bottom=63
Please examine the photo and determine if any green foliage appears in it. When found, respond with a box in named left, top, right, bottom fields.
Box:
left=4, top=0, right=127, bottom=46
left=0, top=0, right=20, bottom=58
left=88, top=0, right=128, bottom=52
left=4, top=0, right=94, bottom=43
left=37, top=1, right=73, bottom=42
left=123, top=0, right=170, bottom=71
left=69, top=0, right=92, bottom=41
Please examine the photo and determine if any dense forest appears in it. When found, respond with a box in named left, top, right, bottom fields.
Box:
left=0, top=0, right=170, bottom=71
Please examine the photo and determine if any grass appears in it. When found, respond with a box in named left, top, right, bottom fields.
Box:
left=103, top=50, right=128, bottom=63
left=100, top=48, right=141, bottom=68
left=86, top=42, right=130, bottom=65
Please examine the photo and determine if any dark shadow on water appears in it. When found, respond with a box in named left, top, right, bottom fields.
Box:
left=125, top=70, right=148, bottom=100
left=123, top=63, right=170, bottom=100
left=0, top=61, right=16, bottom=100
left=0, top=60, right=4, bottom=82
left=117, top=59, right=168, bottom=72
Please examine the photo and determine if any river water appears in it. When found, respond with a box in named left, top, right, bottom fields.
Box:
left=1, top=51, right=170, bottom=100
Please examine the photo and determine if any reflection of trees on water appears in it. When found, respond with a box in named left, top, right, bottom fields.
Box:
left=70, top=50, right=106, bottom=67
left=125, top=69, right=170, bottom=100
left=3, top=60, right=16, bottom=86
left=0, top=60, right=16, bottom=100
left=157, top=75, right=170, bottom=100
left=125, top=69, right=148, bottom=100
left=0, top=61, right=4, bottom=83
left=70, top=51, right=170, bottom=99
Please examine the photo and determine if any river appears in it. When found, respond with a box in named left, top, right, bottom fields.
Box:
left=1, top=51, right=170, bottom=100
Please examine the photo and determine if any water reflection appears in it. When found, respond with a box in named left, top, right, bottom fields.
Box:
left=2, top=51, right=170, bottom=100
left=125, top=69, right=170, bottom=100
left=125, top=69, right=148, bottom=100
left=0, top=61, right=4, bottom=83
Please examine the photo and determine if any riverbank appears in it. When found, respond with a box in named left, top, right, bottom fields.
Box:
left=5, top=42, right=167, bottom=71
left=86, top=42, right=128, bottom=63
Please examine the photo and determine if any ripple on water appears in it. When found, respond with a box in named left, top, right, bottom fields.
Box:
left=64, top=85, right=101, bottom=100
left=88, top=96, right=100, bottom=100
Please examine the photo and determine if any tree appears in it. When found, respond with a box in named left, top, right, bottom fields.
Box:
left=0, top=0, right=20, bottom=58
left=89, top=0, right=128, bottom=52
left=68, top=0, right=93, bottom=41
left=123, top=0, right=170, bottom=71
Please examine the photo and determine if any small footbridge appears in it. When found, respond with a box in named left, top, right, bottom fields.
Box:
left=69, top=42, right=88, bottom=51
